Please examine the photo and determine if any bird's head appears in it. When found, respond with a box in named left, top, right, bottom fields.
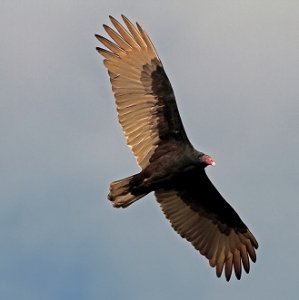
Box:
left=200, top=154, right=216, bottom=168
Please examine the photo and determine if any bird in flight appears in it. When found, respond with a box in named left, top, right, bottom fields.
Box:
left=95, top=15, right=258, bottom=281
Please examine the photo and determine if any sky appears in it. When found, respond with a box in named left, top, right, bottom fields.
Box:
left=1, top=0, right=299, bottom=299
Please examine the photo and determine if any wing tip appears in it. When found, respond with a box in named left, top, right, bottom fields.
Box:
left=95, top=33, right=104, bottom=41
left=121, top=14, right=129, bottom=22
left=103, top=23, right=109, bottom=30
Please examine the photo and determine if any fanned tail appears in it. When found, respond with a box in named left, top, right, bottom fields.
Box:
left=108, top=175, right=147, bottom=208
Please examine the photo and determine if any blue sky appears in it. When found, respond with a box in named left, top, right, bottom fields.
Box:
left=1, top=1, right=299, bottom=299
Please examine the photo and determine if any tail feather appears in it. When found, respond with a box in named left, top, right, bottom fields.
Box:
left=108, top=175, right=147, bottom=208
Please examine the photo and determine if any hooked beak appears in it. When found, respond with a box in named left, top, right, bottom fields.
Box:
left=202, top=154, right=216, bottom=167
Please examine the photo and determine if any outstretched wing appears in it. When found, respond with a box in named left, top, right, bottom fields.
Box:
left=155, top=170, right=258, bottom=281
left=96, top=15, right=190, bottom=169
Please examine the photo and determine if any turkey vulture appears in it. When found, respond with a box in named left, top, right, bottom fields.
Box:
left=95, top=15, right=258, bottom=281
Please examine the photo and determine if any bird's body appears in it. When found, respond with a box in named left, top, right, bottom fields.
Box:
left=96, top=15, right=258, bottom=281
left=111, top=144, right=203, bottom=205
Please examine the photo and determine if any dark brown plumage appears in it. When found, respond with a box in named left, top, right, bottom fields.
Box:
left=95, top=15, right=258, bottom=281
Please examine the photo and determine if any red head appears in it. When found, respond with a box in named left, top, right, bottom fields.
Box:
left=201, top=154, right=216, bottom=167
